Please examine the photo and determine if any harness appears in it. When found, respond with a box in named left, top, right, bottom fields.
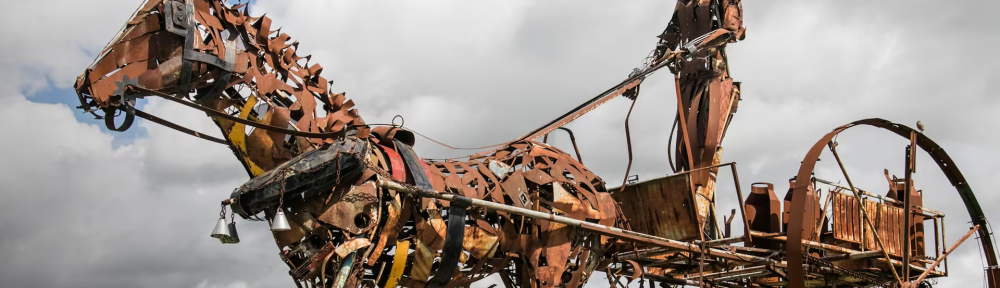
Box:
left=106, top=0, right=235, bottom=132
left=376, top=129, right=468, bottom=288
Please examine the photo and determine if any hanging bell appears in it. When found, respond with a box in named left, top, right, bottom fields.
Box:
left=210, top=218, right=230, bottom=241
left=221, top=221, right=240, bottom=244
left=270, top=209, right=291, bottom=231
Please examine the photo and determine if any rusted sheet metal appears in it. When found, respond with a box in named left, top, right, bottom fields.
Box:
left=317, top=181, right=379, bottom=235
left=832, top=192, right=863, bottom=244
left=335, top=237, right=373, bottom=258
left=862, top=200, right=906, bottom=257
left=745, top=182, right=781, bottom=250
left=832, top=190, right=922, bottom=260
left=782, top=179, right=821, bottom=237
left=610, top=173, right=701, bottom=242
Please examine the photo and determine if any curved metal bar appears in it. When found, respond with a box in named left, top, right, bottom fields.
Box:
left=556, top=127, right=584, bottom=164
left=542, top=127, right=584, bottom=164
left=786, top=118, right=997, bottom=288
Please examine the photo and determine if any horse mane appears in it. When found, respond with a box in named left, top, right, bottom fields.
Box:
left=74, top=0, right=364, bottom=176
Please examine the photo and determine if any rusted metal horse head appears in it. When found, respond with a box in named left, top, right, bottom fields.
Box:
left=73, top=1, right=620, bottom=287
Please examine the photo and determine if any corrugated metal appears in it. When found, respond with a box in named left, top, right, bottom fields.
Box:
left=832, top=193, right=913, bottom=257
left=863, top=199, right=905, bottom=257
left=611, top=173, right=701, bottom=241
left=832, top=193, right=863, bottom=244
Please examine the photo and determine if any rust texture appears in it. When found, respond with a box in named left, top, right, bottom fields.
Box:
left=745, top=182, right=780, bottom=250
left=73, top=1, right=617, bottom=287
left=610, top=174, right=700, bottom=242
left=71, top=0, right=1000, bottom=288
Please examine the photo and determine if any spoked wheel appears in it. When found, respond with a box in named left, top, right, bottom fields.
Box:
left=784, top=118, right=998, bottom=288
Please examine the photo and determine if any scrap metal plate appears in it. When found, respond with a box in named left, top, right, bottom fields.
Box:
left=610, top=173, right=700, bottom=242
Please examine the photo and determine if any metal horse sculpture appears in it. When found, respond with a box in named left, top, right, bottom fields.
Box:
left=73, top=1, right=1000, bottom=288
left=73, top=0, right=619, bottom=287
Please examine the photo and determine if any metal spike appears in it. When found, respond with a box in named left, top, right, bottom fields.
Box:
left=270, top=210, right=291, bottom=231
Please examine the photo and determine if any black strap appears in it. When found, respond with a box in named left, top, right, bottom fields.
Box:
left=393, top=140, right=433, bottom=191
left=427, top=196, right=471, bottom=288
left=103, top=106, right=135, bottom=132
left=133, top=109, right=227, bottom=144
left=393, top=139, right=466, bottom=287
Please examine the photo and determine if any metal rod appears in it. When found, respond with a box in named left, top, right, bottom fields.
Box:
left=749, top=230, right=856, bottom=254
left=728, top=163, right=753, bottom=244
left=333, top=251, right=356, bottom=288
left=814, top=188, right=834, bottom=241
left=820, top=250, right=884, bottom=261
left=617, top=236, right=745, bottom=261
left=933, top=217, right=940, bottom=260
left=827, top=141, right=903, bottom=284
left=558, top=127, right=583, bottom=164
left=941, top=215, right=948, bottom=276
left=698, top=235, right=747, bottom=246
left=618, top=95, right=640, bottom=191
left=748, top=230, right=939, bottom=276
left=685, top=266, right=768, bottom=280
left=903, top=132, right=916, bottom=281
left=615, top=247, right=675, bottom=262
left=910, top=225, right=980, bottom=287
left=674, top=74, right=706, bottom=287
left=673, top=75, right=696, bottom=173
left=543, top=127, right=584, bottom=164
left=813, top=178, right=945, bottom=217
left=377, top=176, right=785, bottom=267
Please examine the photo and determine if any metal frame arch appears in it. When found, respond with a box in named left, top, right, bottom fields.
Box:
left=785, top=118, right=997, bottom=288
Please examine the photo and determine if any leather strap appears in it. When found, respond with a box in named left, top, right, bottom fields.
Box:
left=427, top=195, right=471, bottom=288
left=393, top=140, right=433, bottom=191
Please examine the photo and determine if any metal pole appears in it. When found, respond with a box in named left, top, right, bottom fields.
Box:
left=903, top=132, right=916, bottom=281
left=727, top=163, right=753, bottom=244
left=942, top=216, right=948, bottom=275
left=557, top=127, right=583, bottom=164
left=377, top=177, right=785, bottom=266
left=333, top=251, right=356, bottom=288
left=673, top=74, right=696, bottom=173
left=813, top=178, right=945, bottom=217
left=933, top=217, right=940, bottom=260
left=910, top=225, right=980, bottom=286
left=814, top=188, right=834, bottom=241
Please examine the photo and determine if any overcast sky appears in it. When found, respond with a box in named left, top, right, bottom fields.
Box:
left=2, top=1, right=999, bottom=288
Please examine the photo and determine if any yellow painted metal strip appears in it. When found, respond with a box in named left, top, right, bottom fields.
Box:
left=227, top=96, right=266, bottom=176
left=384, top=240, right=411, bottom=288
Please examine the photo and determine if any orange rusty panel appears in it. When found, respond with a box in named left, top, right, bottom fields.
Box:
left=862, top=200, right=905, bottom=257
left=610, top=173, right=700, bottom=241
left=832, top=193, right=863, bottom=244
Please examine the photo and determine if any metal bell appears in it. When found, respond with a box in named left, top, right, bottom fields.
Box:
left=221, top=221, right=240, bottom=244
left=210, top=218, right=231, bottom=240
left=270, top=210, right=291, bottom=231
